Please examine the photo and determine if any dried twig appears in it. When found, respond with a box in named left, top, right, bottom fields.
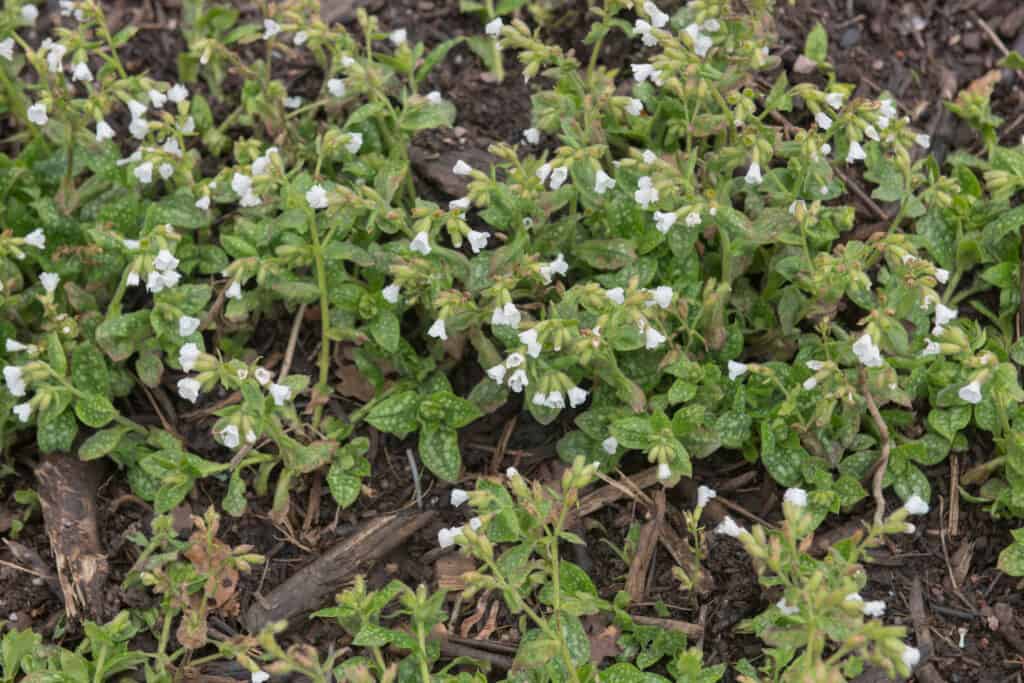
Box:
left=859, top=369, right=891, bottom=527
left=279, top=303, right=307, bottom=381
left=407, top=448, right=423, bottom=510
left=970, top=11, right=1010, bottom=57
left=625, top=490, right=665, bottom=602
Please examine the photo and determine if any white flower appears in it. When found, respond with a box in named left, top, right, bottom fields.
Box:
left=803, top=377, right=818, bottom=391
left=506, top=353, right=525, bottom=368
left=958, top=380, right=982, bottom=404
left=133, top=162, right=154, bottom=184
left=252, top=148, right=276, bottom=175
left=697, top=485, right=716, bottom=508
left=450, top=489, right=469, bottom=507
left=681, top=212, right=700, bottom=228
left=934, top=303, right=957, bottom=331
left=327, top=78, right=346, bottom=97
left=845, top=593, right=864, bottom=604
left=466, top=230, right=489, bottom=254
left=784, top=488, right=808, bottom=508
left=549, top=166, right=569, bottom=190
left=389, top=29, right=407, bottom=46
left=491, top=302, right=521, bottom=328
left=129, top=118, right=149, bottom=139
left=519, top=328, right=542, bottom=358
left=437, top=527, right=457, bottom=548
left=880, top=98, right=898, bottom=120
left=643, top=1, right=669, bottom=28
left=469, top=516, right=482, bottom=530
left=177, top=377, right=201, bottom=403
left=644, top=326, right=666, bottom=350
left=12, top=401, right=32, bottom=422
left=535, top=163, right=552, bottom=184
left=382, top=283, right=401, bottom=304
left=428, top=319, right=447, bottom=341
left=269, top=383, right=292, bottom=406
left=902, top=645, right=921, bottom=671
left=825, top=92, right=845, bottom=110
left=3, top=366, right=26, bottom=397
left=72, top=62, right=93, bottom=82
left=920, top=339, right=941, bottom=357
left=45, top=43, right=65, bottom=72
left=507, top=369, right=528, bottom=392
left=27, top=103, right=48, bottom=126
left=568, top=386, right=588, bottom=408
left=594, top=170, right=616, bottom=195
left=522, top=127, right=541, bottom=145
left=904, top=495, right=929, bottom=516
left=852, top=334, right=883, bottom=367
left=485, top=17, right=503, bottom=37
left=426, top=91, right=443, bottom=105
left=24, top=228, right=46, bottom=250
left=776, top=598, right=799, bottom=616
left=409, top=231, right=431, bottom=255
left=154, top=249, right=179, bottom=272
left=452, top=160, right=473, bottom=176
left=159, top=163, right=173, bottom=180
left=146, top=270, right=181, bottom=293
left=904, top=523, right=916, bottom=534
left=149, top=89, right=167, bottom=109
left=915, top=133, right=931, bottom=149
left=814, top=112, right=833, bottom=130
left=340, top=131, right=360, bottom=155
left=745, top=162, right=763, bottom=185
left=21, top=5, right=38, bottom=24
left=606, top=287, right=625, bottom=305
left=642, top=149, right=657, bottom=164
left=180, top=116, right=195, bottom=134
left=631, top=63, right=655, bottom=82
left=634, top=176, right=658, bottom=208
left=306, top=184, right=328, bottom=209
left=178, top=315, right=200, bottom=337
left=846, top=140, right=866, bottom=163
left=820, top=143, right=832, bottom=157
left=263, top=19, right=281, bottom=40
left=231, top=172, right=252, bottom=196
left=40, top=272, right=59, bottom=294
left=283, top=96, right=302, bottom=109
left=179, top=343, right=200, bottom=371
left=505, top=466, right=519, bottom=478
left=602, top=436, right=618, bottom=454
left=865, top=124, right=880, bottom=142
left=715, top=516, right=744, bottom=538
left=862, top=600, right=886, bottom=617
left=648, top=286, right=673, bottom=309
left=657, top=462, right=672, bottom=481
left=126, top=271, right=140, bottom=287
left=544, top=391, right=565, bottom=409
left=168, top=84, right=189, bottom=103
left=254, top=368, right=273, bottom=386
left=94, top=120, right=115, bottom=142
left=5, top=340, right=27, bottom=353
left=251, top=671, right=270, bottom=683
left=220, top=424, right=240, bottom=449
left=635, top=19, right=658, bottom=46
left=239, top=191, right=261, bottom=208
left=486, top=364, right=506, bottom=384
left=0, top=38, right=13, bottom=61
left=293, top=30, right=308, bottom=46
left=934, top=267, right=950, bottom=284
left=226, top=281, right=242, bottom=299
left=626, top=98, right=644, bottom=116
left=195, top=195, right=211, bottom=211
left=653, top=211, right=676, bottom=234
left=727, top=360, right=748, bottom=380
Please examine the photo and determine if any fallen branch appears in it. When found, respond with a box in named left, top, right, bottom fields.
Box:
left=244, top=510, right=436, bottom=631
left=35, top=454, right=109, bottom=621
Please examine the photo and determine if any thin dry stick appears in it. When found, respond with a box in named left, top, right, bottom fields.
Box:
left=407, top=448, right=423, bottom=509
left=834, top=167, right=890, bottom=221
left=278, top=303, right=307, bottom=381
left=971, top=12, right=1010, bottom=57
left=949, top=453, right=960, bottom=537
left=860, top=368, right=891, bottom=527
left=0, top=558, right=48, bottom=579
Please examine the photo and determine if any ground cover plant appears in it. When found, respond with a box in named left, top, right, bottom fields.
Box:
left=2, top=0, right=1024, bottom=680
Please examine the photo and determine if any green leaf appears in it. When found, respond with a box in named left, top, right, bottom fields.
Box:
left=79, top=427, right=127, bottom=460
left=369, top=310, right=400, bottom=353
left=611, top=417, right=653, bottom=450
left=804, top=22, right=828, bottom=64
left=74, top=394, right=117, bottom=428
left=575, top=239, right=636, bottom=270
left=998, top=539, right=1024, bottom=576
left=223, top=472, right=247, bottom=517
left=71, top=342, right=111, bottom=396
left=37, top=407, right=78, bottom=453
left=365, top=391, right=419, bottom=437
left=1000, top=51, right=1024, bottom=70
left=48, top=332, right=67, bottom=377
left=149, top=191, right=211, bottom=229
left=927, top=406, right=971, bottom=441
left=352, top=623, right=395, bottom=647
left=418, top=424, right=462, bottom=481
left=398, top=99, right=456, bottom=132
left=327, top=462, right=362, bottom=508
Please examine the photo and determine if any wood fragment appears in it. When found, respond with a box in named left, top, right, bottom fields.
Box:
left=909, top=577, right=947, bottom=683
left=439, top=637, right=514, bottom=671
left=625, top=490, right=665, bottom=602
left=435, top=555, right=476, bottom=592
left=244, top=510, right=436, bottom=631
left=35, top=454, right=109, bottom=621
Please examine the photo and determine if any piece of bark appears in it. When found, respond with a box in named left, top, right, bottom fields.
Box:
left=245, top=510, right=437, bottom=631
left=435, top=554, right=476, bottom=592
left=909, top=577, right=946, bottom=683
left=35, top=454, right=109, bottom=621
left=625, top=490, right=665, bottom=602
left=409, top=145, right=501, bottom=198
left=629, top=615, right=703, bottom=639
left=440, top=638, right=514, bottom=671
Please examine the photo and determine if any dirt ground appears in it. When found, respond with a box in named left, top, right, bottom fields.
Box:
left=4, top=0, right=1024, bottom=681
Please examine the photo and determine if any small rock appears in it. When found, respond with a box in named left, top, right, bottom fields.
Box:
left=962, top=31, right=982, bottom=51
left=839, top=26, right=861, bottom=49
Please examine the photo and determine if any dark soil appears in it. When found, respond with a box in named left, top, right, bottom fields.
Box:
left=4, top=0, right=1024, bottom=681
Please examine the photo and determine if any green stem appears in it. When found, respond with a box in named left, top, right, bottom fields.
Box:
left=308, top=212, right=331, bottom=430
left=416, top=622, right=432, bottom=683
